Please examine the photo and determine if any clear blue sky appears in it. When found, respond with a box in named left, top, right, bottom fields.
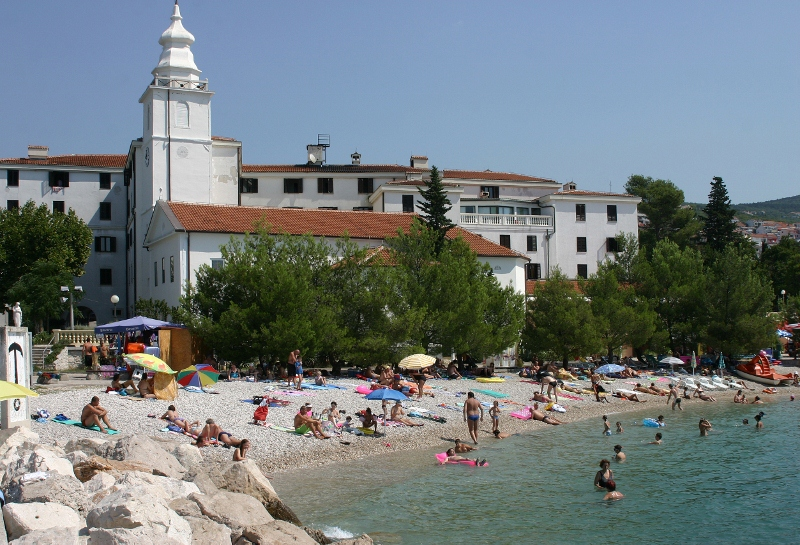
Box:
left=1, top=1, right=798, bottom=204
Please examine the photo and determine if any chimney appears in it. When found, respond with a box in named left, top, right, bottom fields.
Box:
left=410, top=155, right=429, bottom=169
left=351, top=151, right=361, bottom=165
left=27, top=145, right=49, bottom=160
left=562, top=181, right=577, bottom=191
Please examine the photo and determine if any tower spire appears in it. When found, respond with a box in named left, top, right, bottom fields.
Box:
left=152, top=1, right=201, bottom=80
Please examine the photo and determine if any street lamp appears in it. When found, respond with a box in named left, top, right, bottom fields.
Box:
left=781, top=289, right=787, bottom=304
left=60, top=286, right=83, bottom=330
left=110, top=294, right=119, bottom=321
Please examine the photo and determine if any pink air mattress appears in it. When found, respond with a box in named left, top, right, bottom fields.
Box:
left=435, top=452, right=488, bottom=466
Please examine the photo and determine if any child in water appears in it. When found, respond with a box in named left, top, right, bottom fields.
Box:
left=615, top=421, right=623, bottom=434
left=602, top=415, right=611, bottom=436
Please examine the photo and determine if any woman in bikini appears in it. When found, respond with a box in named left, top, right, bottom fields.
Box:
left=233, top=439, right=250, bottom=461
left=161, top=405, right=199, bottom=434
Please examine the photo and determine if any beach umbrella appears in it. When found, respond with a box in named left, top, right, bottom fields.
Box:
left=365, top=388, right=408, bottom=401
left=594, top=364, right=625, bottom=375
left=718, top=354, right=725, bottom=377
left=660, top=356, right=683, bottom=368
left=397, top=354, right=436, bottom=371
left=691, top=352, right=697, bottom=375
left=124, top=353, right=176, bottom=374
left=176, top=365, right=220, bottom=388
left=777, top=329, right=793, bottom=338
left=0, top=380, right=38, bottom=401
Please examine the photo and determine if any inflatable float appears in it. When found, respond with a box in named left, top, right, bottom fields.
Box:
left=642, top=418, right=664, bottom=428
left=435, top=452, right=488, bottom=466
left=476, top=377, right=505, bottom=383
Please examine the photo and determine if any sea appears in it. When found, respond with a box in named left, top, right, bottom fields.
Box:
left=272, top=398, right=800, bottom=545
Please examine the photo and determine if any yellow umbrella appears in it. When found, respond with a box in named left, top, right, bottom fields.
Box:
left=398, top=354, right=436, bottom=370
left=0, top=380, right=39, bottom=401
left=124, top=353, right=176, bottom=374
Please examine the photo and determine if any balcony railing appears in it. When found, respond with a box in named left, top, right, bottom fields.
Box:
left=460, top=214, right=552, bottom=227
left=151, top=77, right=209, bottom=91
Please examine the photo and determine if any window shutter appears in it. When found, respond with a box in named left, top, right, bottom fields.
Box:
left=49, top=171, right=56, bottom=186
left=110, top=237, right=117, bottom=252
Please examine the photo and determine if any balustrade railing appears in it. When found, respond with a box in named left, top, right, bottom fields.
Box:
left=52, top=329, right=98, bottom=345
left=460, top=214, right=552, bottom=227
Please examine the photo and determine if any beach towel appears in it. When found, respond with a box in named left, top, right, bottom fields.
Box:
left=473, top=389, right=510, bottom=399
left=408, top=412, right=446, bottom=423
left=556, top=393, right=584, bottom=401
left=53, top=419, right=120, bottom=435
left=437, top=404, right=461, bottom=412
left=274, top=390, right=315, bottom=397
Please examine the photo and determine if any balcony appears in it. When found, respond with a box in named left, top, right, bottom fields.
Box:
left=151, top=77, right=209, bottom=91
left=460, top=214, right=552, bottom=227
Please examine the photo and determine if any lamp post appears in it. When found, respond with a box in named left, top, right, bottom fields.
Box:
left=110, top=295, right=119, bottom=321
left=781, top=289, right=787, bottom=305
left=60, top=286, right=83, bottom=330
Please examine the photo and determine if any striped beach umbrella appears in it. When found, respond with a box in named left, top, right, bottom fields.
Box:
left=124, top=353, right=176, bottom=374
left=177, top=365, right=220, bottom=388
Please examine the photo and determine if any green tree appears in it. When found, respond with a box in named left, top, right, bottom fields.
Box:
left=134, top=298, right=176, bottom=322
left=760, top=237, right=800, bottom=301
left=583, top=262, right=657, bottom=361
left=6, top=261, right=73, bottom=332
left=704, top=245, right=774, bottom=356
left=522, top=269, right=599, bottom=366
left=624, top=175, right=701, bottom=252
left=417, top=166, right=455, bottom=255
left=702, top=177, right=739, bottom=253
left=0, top=201, right=92, bottom=303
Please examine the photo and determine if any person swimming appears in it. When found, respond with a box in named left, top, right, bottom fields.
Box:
left=649, top=432, right=663, bottom=445
left=602, top=415, right=611, bottom=436
left=594, top=459, right=613, bottom=489
left=754, top=412, right=765, bottom=429
left=613, top=444, right=626, bottom=462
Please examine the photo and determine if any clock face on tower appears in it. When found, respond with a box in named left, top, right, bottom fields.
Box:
left=144, top=147, right=150, bottom=167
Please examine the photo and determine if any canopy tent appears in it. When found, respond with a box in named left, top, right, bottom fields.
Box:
left=95, top=316, right=184, bottom=335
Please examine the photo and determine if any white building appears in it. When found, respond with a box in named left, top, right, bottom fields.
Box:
left=1, top=3, right=640, bottom=324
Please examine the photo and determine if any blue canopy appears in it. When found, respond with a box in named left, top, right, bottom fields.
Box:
left=365, top=388, right=408, bottom=401
left=594, top=364, right=625, bottom=375
left=94, top=316, right=184, bottom=335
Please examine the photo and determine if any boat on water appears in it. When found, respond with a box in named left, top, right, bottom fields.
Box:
left=735, top=352, right=793, bottom=386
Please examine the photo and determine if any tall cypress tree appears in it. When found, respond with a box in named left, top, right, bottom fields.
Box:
left=417, top=165, right=455, bottom=255
left=702, top=176, right=737, bottom=252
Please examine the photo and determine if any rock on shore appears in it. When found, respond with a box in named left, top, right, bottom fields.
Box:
left=0, top=427, right=372, bottom=545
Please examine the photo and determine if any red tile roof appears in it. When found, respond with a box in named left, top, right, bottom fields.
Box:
left=384, top=179, right=460, bottom=187
left=442, top=169, right=557, bottom=183
left=164, top=202, right=525, bottom=259
left=0, top=154, right=127, bottom=168
left=242, top=164, right=420, bottom=174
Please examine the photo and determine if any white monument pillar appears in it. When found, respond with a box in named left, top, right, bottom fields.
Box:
left=0, top=327, right=31, bottom=429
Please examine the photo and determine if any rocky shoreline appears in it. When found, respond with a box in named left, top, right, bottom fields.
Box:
left=0, top=426, right=371, bottom=544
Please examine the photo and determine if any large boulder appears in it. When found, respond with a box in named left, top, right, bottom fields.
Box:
left=171, top=444, right=203, bottom=473
left=190, top=491, right=272, bottom=530
left=7, top=526, right=79, bottom=545
left=72, top=456, right=153, bottom=482
left=210, top=460, right=300, bottom=524
left=97, top=436, right=186, bottom=479
left=63, top=437, right=110, bottom=456
left=0, top=428, right=39, bottom=458
left=88, top=527, right=187, bottom=545
left=84, top=471, right=116, bottom=495
left=168, top=498, right=202, bottom=518
left=2, top=502, right=81, bottom=541
left=334, top=536, right=374, bottom=545
left=184, top=516, right=232, bottom=545
left=182, top=469, right=219, bottom=495
left=303, top=527, right=332, bottom=544
left=85, top=488, right=191, bottom=544
left=236, top=522, right=317, bottom=545
left=110, top=471, right=200, bottom=502
left=6, top=472, right=90, bottom=516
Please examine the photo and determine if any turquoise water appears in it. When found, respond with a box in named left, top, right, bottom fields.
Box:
left=272, top=399, right=800, bottom=544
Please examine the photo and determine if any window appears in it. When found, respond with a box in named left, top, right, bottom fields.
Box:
left=499, top=235, right=511, bottom=248
left=239, top=178, right=258, bottom=193
left=525, top=263, right=542, bottom=280
left=211, top=258, right=225, bottom=271
left=170, top=256, right=175, bottom=283
left=99, top=202, right=112, bottom=221
left=284, top=178, right=303, bottom=193
left=100, top=268, right=113, bottom=286
left=154, top=262, right=158, bottom=286
left=607, top=205, right=617, bottom=222
left=95, top=236, right=117, bottom=252
left=6, top=200, right=18, bottom=210
left=460, top=206, right=476, bottom=214
left=530, top=207, right=541, bottom=216
left=48, top=171, right=69, bottom=188
left=6, top=170, right=19, bottom=187
left=161, top=257, right=166, bottom=284
left=317, top=178, right=334, bottom=194
left=352, top=206, right=373, bottom=211
left=606, top=237, right=619, bottom=253
left=577, top=237, right=587, bottom=252
left=99, top=173, right=111, bottom=189
left=480, top=186, right=499, bottom=198
left=577, top=264, right=588, bottom=279
left=527, top=235, right=537, bottom=252
left=53, top=201, right=65, bottom=213
left=402, top=195, right=414, bottom=213
left=516, top=207, right=530, bottom=215
left=318, top=206, right=338, bottom=210
left=575, top=203, right=586, bottom=221
left=477, top=206, right=515, bottom=215
left=358, top=178, right=374, bottom=194
left=175, top=101, right=189, bottom=128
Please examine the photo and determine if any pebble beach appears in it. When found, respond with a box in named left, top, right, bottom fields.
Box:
left=29, top=366, right=796, bottom=475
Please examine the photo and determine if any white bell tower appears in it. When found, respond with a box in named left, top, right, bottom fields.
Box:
left=138, top=1, right=215, bottom=207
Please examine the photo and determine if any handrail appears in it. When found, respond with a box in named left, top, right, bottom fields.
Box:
left=460, top=214, right=552, bottom=227
left=52, top=329, right=99, bottom=345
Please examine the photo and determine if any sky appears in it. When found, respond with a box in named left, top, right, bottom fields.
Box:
left=0, top=1, right=798, bottom=204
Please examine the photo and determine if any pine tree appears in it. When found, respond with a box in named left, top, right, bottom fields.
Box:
left=702, top=176, right=737, bottom=252
left=417, top=166, right=455, bottom=255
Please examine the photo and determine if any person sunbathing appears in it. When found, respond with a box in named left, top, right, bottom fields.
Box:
left=362, top=366, right=380, bottom=380
left=648, top=384, right=670, bottom=396
left=454, top=438, right=476, bottom=453
left=634, top=383, right=655, bottom=395
left=378, top=366, right=394, bottom=386
left=314, top=370, right=327, bottom=386
left=161, top=405, right=199, bottom=433
left=530, top=392, right=552, bottom=403
left=693, top=388, right=717, bottom=402
left=613, top=391, right=646, bottom=402
left=359, top=408, right=379, bottom=433
left=81, top=396, right=116, bottom=434
left=138, top=376, right=156, bottom=399
left=111, top=373, right=138, bottom=394
left=443, top=448, right=487, bottom=466
left=390, top=401, right=423, bottom=427
left=200, top=418, right=243, bottom=446
left=447, top=363, right=462, bottom=380
left=294, top=406, right=330, bottom=439
left=560, top=383, right=583, bottom=395
left=529, top=403, right=563, bottom=425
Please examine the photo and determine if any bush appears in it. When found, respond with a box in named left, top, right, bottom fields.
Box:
left=32, top=331, right=53, bottom=345
left=42, top=340, right=69, bottom=369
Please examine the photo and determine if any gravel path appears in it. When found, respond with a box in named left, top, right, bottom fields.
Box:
left=31, top=367, right=792, bottom=474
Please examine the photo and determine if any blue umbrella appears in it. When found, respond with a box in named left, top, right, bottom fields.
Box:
left=594, top=364, right=625, bottom=375
left=365, top=388, right=408, bottom=401
left=777, top=329, right=793, bottom=338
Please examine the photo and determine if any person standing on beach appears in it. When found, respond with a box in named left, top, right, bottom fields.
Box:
left=489, top=401, right=501, bottom=433
left=592, top=373, right=609, bottom=403
left=699, top=418, right=712, bottom=436
left=82, top=339, right=94, bottom=368
left=463, top=392, right=483, bottom=444
left=666, top=383, right=679, bottom=405
left=287, top=350, right=297, bottom=388
left=672, top=397, right=682, bottom=411
left=293, top=350, right=303, bottom=390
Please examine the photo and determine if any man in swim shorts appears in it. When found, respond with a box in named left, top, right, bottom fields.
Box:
left=294, top=406, right=330, bottom=439
left=444, top=448, right=486, bottom=466
left=463, top=392, right=483, bottom=444
left=530, top=402, right=563, bottom=425
left=81, top=396, right=116, bottom=434
left=672, top=397, right=682, bottom=411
